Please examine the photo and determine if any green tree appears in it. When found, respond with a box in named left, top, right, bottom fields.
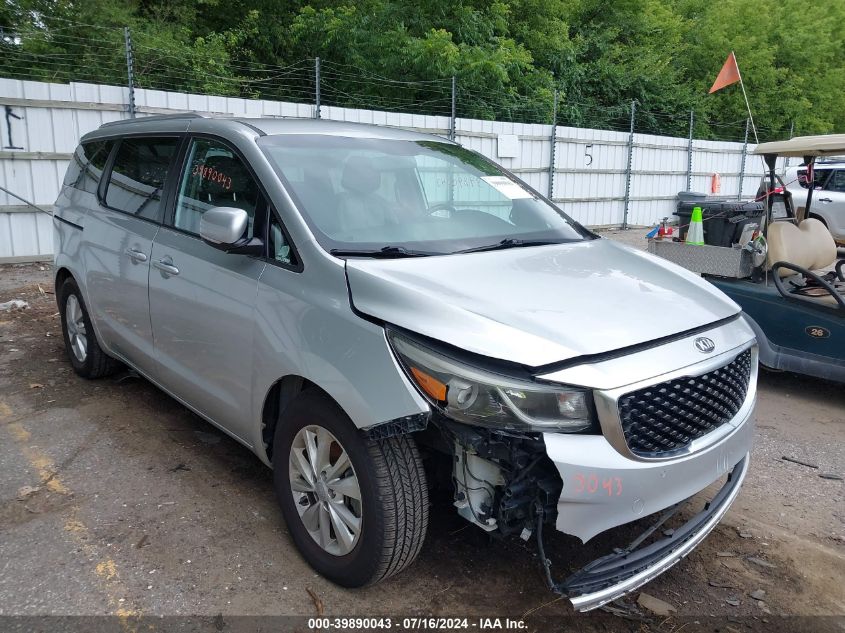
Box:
left=673, top=0, right=845, bottom=138
left=0, top=0, right=842, bottom=139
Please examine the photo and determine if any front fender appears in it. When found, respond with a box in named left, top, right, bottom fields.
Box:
left=250, top=259, right=429, bottom=465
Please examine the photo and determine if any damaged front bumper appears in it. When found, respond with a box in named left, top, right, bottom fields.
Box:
left=555, top=453, right=749, bottom=611
left=540, top=343, right=756, bottom=611
left=543, top=398, right=754, bottom=544
left=420, top=328, right=756, bottom=611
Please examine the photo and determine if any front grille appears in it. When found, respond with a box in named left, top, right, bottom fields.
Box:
left=618, top=349, right=753, bottom=457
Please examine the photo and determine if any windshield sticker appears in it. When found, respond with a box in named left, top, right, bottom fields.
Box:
left=481, top=176, right=533, bottom=199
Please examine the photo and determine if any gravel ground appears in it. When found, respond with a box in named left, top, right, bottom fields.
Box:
left=0, top=260, right=843, bottom=633
left=593, top=227, right=652, bottom=249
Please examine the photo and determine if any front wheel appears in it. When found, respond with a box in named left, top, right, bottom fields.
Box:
left=273, top=390, right=429, bottom=587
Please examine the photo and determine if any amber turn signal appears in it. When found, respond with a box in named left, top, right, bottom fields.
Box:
left=410, top=366, right=447, bottom=401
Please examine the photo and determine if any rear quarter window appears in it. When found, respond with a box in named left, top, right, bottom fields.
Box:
left=63, top=140, right=113, bottom=194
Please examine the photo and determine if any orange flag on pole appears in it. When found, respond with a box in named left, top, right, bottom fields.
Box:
left=709, top=52, right=741, bottom=93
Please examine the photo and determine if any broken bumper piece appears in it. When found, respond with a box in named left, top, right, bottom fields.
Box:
left=559, top=453, right=749, bottom=612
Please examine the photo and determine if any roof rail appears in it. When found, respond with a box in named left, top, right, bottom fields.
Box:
left=100, top=113, right=207, bottom=128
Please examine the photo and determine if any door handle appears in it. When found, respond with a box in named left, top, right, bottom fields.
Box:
left=126, top=248, right=148, bottom=263
left=153, top=259, right=180, bottom=276
left=818, top=197, right=832, bottom=203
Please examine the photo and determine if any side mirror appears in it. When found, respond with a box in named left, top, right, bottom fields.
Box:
left=200, top=206, right=248, bottom=245
left=199, top=206, right=263, bottom=255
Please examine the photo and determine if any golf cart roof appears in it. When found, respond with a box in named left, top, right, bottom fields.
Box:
left=754, top=134, right=845, bottom=157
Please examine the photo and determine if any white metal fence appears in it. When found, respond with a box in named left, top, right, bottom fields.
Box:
left=0, top=78, right=765, bottom=263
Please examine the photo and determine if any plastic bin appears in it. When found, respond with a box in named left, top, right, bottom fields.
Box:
left=675, top=200, right=764, bottom=247
left=676, top=191, right=709, bottom=202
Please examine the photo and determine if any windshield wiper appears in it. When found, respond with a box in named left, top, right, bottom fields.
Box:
left=329, top=246, right=434, bottom=258
left=456, top=238, right=566, bottom=254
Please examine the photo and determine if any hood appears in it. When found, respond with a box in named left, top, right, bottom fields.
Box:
left=345, top=239, right=740, bottom=368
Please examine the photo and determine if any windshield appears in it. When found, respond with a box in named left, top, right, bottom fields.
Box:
left=258, top=135, right=592, bottom=256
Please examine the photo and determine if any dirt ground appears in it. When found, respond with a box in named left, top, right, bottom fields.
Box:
left=1, top=261, right=843, bottom=633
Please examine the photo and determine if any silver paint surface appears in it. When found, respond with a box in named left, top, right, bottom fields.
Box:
left=147, top=226, right=265, bottom=445
left=346, top=239, right=740, bottom=367
left=198, top=206, right=249, bottom=245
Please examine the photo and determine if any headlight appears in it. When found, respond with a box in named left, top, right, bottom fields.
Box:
left=387, top=329, right=595, bottom=433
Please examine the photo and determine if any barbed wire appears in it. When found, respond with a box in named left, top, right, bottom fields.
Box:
left=8, top=14, right=122, bottom=32
left=0, top=20, right=793, bottom=143
left=320, top=60, right=453, bottom=87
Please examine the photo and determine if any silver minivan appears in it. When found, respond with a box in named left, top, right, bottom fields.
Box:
left=54, top=116, right=756, bottom=611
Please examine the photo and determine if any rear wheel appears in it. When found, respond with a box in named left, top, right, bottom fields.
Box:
left=58, top=277, right=120, bottom=378
left=273, top=390, right=428, bottom=587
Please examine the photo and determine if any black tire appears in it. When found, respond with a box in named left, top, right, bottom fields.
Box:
left=273, top=390, right=428, bottom=587
left=58, top=277, right=120, bottom=379
left=809, top=214, right=828, bottom=228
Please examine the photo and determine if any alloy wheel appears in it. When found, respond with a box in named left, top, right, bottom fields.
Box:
left=65, top=294, right=88, bottom=363
left=289, top=425, right=362, bottom=556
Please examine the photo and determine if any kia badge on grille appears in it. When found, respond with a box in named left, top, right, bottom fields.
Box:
left=695, top=337, right=716, bottom=353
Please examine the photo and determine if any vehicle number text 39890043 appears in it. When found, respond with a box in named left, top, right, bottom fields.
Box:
left=308, top=617, right=482, bottom=630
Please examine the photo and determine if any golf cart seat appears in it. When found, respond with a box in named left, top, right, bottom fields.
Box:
left=767, top=218, right=837, bottom=275
left=767, top=218, right=844, bottom=308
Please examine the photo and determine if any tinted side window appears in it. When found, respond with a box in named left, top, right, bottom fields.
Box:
left=64, top=140, right=113, bottom=194
left=826, top=170, right=845, bottom=193
left=798, top=168, right=830, bottom=189
left=105, top=137, right=178, bottom=221
left=173, top=138, right=260, bottom=236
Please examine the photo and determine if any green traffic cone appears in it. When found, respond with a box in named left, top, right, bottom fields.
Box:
left=687, top=206, right=705, bottom=245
